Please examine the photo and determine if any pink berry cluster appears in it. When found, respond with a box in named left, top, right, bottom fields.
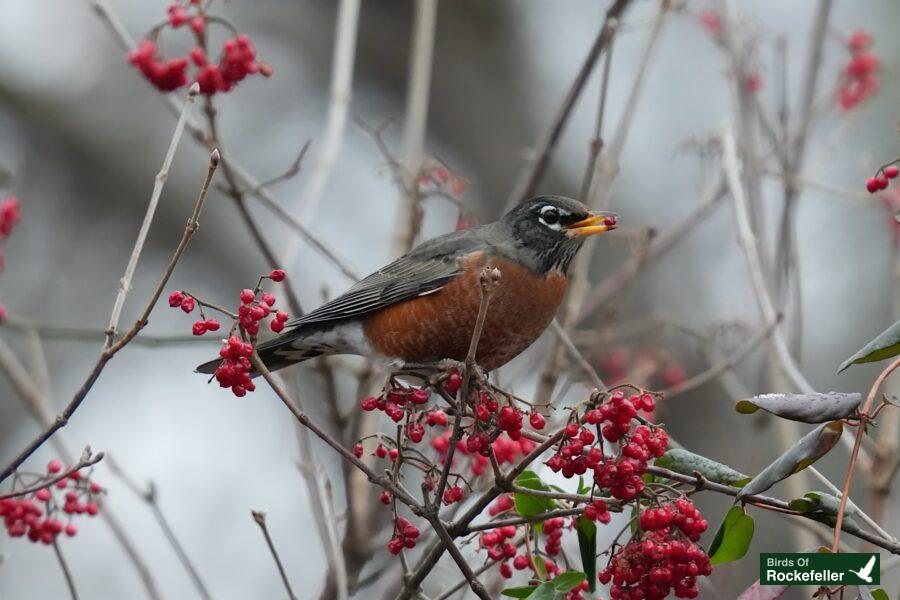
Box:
left=387, top=517, right=420, bottom=555
left=0, top=195, right=20, bottom=321
left=838, top=30, right=879, bottom=112
left=128, top=1, right=271, bottom=95
left=1, top=460, right=102, bottom=544
left=480, top=525, right=518, bottom=564
left=866, top=163, right=900, bottom=194
left=600, top=499, right=711, bottom=599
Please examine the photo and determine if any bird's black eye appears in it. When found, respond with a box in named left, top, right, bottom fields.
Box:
left=540, top=207, right=559, bottom=225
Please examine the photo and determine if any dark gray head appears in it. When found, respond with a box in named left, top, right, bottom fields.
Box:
left=499, top=195, right=617, bottom=274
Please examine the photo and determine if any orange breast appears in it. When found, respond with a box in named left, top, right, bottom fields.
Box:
left=363, top=253, right=567, bottom=371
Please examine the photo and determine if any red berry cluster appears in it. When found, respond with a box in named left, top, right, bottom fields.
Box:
left=1, top=460, right=103, bottom=544
left=387, top=517, right=420, bottom=554
left=866, top=164, right=900, bottom=194
left=0, top=195, right=20, bottom=321
left=432, top=431, right=534, bottom=478
left=599, top=508, right=712, bottom=599
left=838, top=30, right=879, bottom=112
left=235, top=287, right=289, bottom=336
left=128, top=2, right=271, bottom=95
left=488, top=493, right=514, bottom=516
left=480, top=525, right=518, bottom=565
left=213, top=336, right=255, bottom=397
left=442, top=484, right=465, bottom=506
left=582, top=498, right=612, bottom=523
left=595, top=422, right=667, bottom=502
left=543, top=516, right=566, bottom=556
left=639, top=498, right=708, bottom=543
left=361, top=385, right=431, bottom=422
left=172, top=270, right=288, bottom=397
left=544, top=390, right=665, bottom=501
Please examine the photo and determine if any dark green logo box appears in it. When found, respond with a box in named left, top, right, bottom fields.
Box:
left=761, top=553, right=880, bottom=585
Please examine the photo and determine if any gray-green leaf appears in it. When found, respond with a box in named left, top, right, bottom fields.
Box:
left=736, top=422, right=843, bottom=500
left=655, top=448, right=751, bottom=486
left=709, top=506, right=755, bottom=565
left=839, top=320, right=900, bottom=372
left=735, top=393, right=861, bottom=423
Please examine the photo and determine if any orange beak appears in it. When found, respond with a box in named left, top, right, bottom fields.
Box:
left=565, top=212, right=618, bottom=237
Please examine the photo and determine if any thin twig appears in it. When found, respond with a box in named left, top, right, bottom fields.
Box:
left=53, top=541, right=79, bottom=600
left=833, top=357, right=900, bottom=552
left=0, top=447, right=103, bottom=500
left=0, top=151, right=219, bottom=485
left=507, top=0, right=634, bottom=205
left=434, top=268, right=500, bottom=508
left=106, top=456, right=214, bottom=600
left=393, top=0, right=438, bottom=255
left=104, top=84, right=199, bottom=348
left=251, top=511, right=298, bottom=600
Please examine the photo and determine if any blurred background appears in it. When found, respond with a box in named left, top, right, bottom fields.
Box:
left=0, top=0, right=899, bottom=598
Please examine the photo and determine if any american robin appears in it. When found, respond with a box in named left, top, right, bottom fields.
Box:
left=196, top=196, right=616, bottom=375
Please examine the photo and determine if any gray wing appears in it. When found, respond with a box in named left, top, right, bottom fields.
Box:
left=289, top=226, right=492, bottom=329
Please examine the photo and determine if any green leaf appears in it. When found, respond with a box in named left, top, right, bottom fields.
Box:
left=736, top=422, right=843, bottom=500
left=526, top=582, right=561, bottom=600
left=869, top=589, right=889, bottom=600
left=514, top=471, right=557, bottom=527
left=735, top=393, right=862, bottom=423
left=576, top=518, right=596, bottom=592
left=839, top=319, right=900, bottom=372
left=709, top=506, right=755, bottom=565
left=501, top=586, right=538, bottom=598
left=551, top=572, right=587, bottom=592
left=655, top=448, right=751, bottom=486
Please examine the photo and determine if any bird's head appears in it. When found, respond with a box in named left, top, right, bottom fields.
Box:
left=501, top=195, right=618, bottom=273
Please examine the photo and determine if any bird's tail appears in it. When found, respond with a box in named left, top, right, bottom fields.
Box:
left=195, top=330, right=329, bottom=377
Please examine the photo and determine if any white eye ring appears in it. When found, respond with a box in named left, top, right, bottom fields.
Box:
left=538, top=205, right=566, bottom=230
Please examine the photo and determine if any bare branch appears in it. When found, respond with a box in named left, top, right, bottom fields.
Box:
left=104, top=84, right=200, bottom=348
left=252, top=511, right=299, bottom=600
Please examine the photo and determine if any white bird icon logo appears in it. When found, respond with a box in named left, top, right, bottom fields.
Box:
left=848, top=555, right=876, bottom=583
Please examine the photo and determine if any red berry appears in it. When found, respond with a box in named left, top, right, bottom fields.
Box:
left=885, top=166, right=899, bottom=179
left=240, top=289, right=255, bottom=304
left=180, top=296, right=195, bottom=314
left=529, top=412, right=546, bottom=430
left=205, top=319, right=220, bottom=331
left=35, top=489, right=51, bottom=502
left=269, top=269, right=286, bottom=282
left=192, top=321, right=208, bottom=336
left=64, top=524, right=77, bottom=537
left=876, top=175, right=889, bottom=190
left=352, top=443, right=364, bottom=458
left=270, top=318, right=285, bottom=333
left=47, top=459, right=63, bottom=474
left=444, top=371, right=462, bottom=394
left=866, top=177, right=880, bottom=193
left=168, top=291, right=184, bottom=307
